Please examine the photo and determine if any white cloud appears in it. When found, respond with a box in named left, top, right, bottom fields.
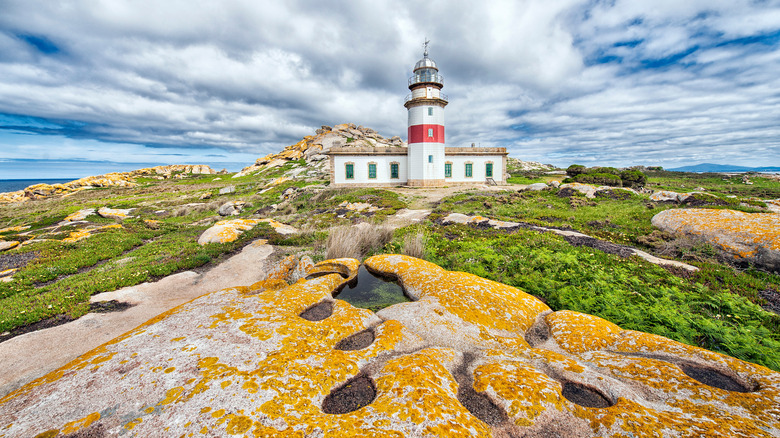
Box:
left=0, top=0, right=778, bottom=174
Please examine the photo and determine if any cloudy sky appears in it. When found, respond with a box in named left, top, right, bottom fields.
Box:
left=1, top=0, right=779, bottom=178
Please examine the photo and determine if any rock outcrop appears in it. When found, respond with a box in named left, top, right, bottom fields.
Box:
left=0, top=241, right=19, bottom=252
left=0, top=165, right=216, bottom=204
left=197, top=219, right=262, bottom=245
left=234, top=124, right=405, bottom=178
left=197, top=218, right=298, bottom=245
left=0, top=255, right=777, bottom=436
left=652, top=208, right=780, bottom=272
left=97, top=207, right=134, bottom=220
left=506, top=157, right=556, bottom=171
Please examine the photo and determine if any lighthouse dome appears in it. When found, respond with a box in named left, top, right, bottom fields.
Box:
left=414, top=56, right=438, bottom=72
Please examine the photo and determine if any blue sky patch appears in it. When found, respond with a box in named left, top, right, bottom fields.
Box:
left=17, top=34, right=60, bottom=54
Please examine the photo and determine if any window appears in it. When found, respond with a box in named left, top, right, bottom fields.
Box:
left=428, top=128, right=433, bottom=138
left=445, top=162, right=452, bottom=178
left=345, top=163, right=354, bottom=179
left=486, top=162, right=494, bottom=178
left=368, top=163, right=377, bottom=179
left=428, top=155, right=433, bottom=163
left=428, top=107, right=433, bottom=116
left=390, top=162, right=399, bottom=179
left=465, top=163, right=473, bottom=178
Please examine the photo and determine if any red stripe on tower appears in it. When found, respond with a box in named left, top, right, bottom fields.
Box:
left=408, top=125, right=445, bottom=143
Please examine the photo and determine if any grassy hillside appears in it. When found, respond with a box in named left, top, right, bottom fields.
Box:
left=1, top=164, right=779, bottom=371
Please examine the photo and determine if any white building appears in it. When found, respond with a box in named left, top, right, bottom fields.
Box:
left=329, top=44, right=507, bottom=187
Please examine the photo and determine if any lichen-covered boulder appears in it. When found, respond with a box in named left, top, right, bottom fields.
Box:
left=1, top=255, right=778, bottom=437
left=0, top=241, right=19, bottom=252
left=97, top=207, right=134, bottom=220
left=652, top=208, right=780, bottom=272
left=525, top=183, right=549, bottom=191
left=62, top=208, right=95, bottom=222
left=649, top=190, right=685, bottom=202
left=558, top=183, right=598, bottom=198
left=197, top=219, right=261, bottom=245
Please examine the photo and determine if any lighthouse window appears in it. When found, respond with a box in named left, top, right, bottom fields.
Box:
left=390, top=163, right=399, bottom=179
left=428, top=155, right=433, bottom=163
left=465, top=163, right=473, bottom=178
left=345, top=163, right=354, bottom=180
left=428, top=128, right=433, bottom=138
left=368, top=163, right=377, bottom=179
left=428, top=107, right=433, bottom=116
left=445, top=162, right=452, bottom=178
left=486, top=162, right=494, bottom=178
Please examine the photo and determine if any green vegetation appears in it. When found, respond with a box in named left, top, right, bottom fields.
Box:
left=646, top=170, right=780, bottom=198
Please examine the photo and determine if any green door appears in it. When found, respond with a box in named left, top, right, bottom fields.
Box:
left=486, top=163, right=493, bottom=178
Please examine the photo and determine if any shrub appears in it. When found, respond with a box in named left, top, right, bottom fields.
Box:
left=566, top=164, right=586, bottom=177
left=574, top=173, right=623, bottom=187
left=620, top=169, right=647, bottom=188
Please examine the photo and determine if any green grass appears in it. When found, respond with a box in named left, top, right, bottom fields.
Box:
left=646, top=171, right=780, bottom=198
left=435, top=189, right=665, bottom=246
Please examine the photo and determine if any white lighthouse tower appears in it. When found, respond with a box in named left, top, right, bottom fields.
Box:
left=405, top=40, right=448, bottom=186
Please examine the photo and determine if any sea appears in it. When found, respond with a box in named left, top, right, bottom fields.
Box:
left=0, top=179, right=74, bottom=193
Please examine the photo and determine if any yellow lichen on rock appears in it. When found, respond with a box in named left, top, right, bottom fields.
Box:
left=0, top=256, right=778, bottom=437
left=365, top=254, right=550, bottom=334
left=652, top=208, right=780, bottom=268
left=197, top=219, right=261, bottom=245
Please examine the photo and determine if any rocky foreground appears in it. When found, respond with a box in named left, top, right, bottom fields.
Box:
left=1, top=255, right=777, bottom=437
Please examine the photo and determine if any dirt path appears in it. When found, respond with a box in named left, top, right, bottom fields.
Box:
left=0, top=240, right=276, bottom=398
left=389, top=184, right=520, bottom=209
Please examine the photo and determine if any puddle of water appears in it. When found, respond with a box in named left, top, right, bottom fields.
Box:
left=334, top=265, right=410, bottom=312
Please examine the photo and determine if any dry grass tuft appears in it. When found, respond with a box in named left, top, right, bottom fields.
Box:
left=401, top=231, right=427, bottom=259
left=326, top=223, right=394, bottom=260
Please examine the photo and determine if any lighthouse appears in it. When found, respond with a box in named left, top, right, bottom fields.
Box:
left=327, top=40, right=507, bottom=187
left=404, top=40, right=448, bottom=186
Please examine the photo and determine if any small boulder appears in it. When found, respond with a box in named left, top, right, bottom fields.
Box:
left=218, top=185, right=235, bottom=195
left=62, top=208, right=95, bottom=222
left=218, top=201, right=245, bottom=216
left=649, top=190, right=691, bottom=203
left=558, top=183, right=597, bottom=198
left=550, top=180, right=561, bottom=188
left=525, top=183, right=549, bottom=191
left=97, top=207, right=134, bottom=220
left=259, top=219, right=299, bottom=235
left=0, top=241, right=20, bottom=251
left=198, top=219, right=261, bottom=245
left=199, top=192, right=213, bottom=200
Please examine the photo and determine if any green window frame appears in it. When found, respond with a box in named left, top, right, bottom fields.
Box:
left=465, top=163, right=473, bottom=178
left=428, top=107, right=433, bottom=116
left=368, top=163, right=377, bottom=179
left=486, top=162, right=493, bottom=178
left=345, top=163, right=354, bottom=179
left=445, top=162, right=452, bottom=178
left=390, top=163, right=399, bottom=179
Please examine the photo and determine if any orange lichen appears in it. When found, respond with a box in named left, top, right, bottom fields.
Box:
left=1, top=256, right=779, bottom=437
left=653, top=208, right=780, bottom=257
left=545, top=310, right=622, bottom=354
left=365, top=255, right=550, bottom=334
